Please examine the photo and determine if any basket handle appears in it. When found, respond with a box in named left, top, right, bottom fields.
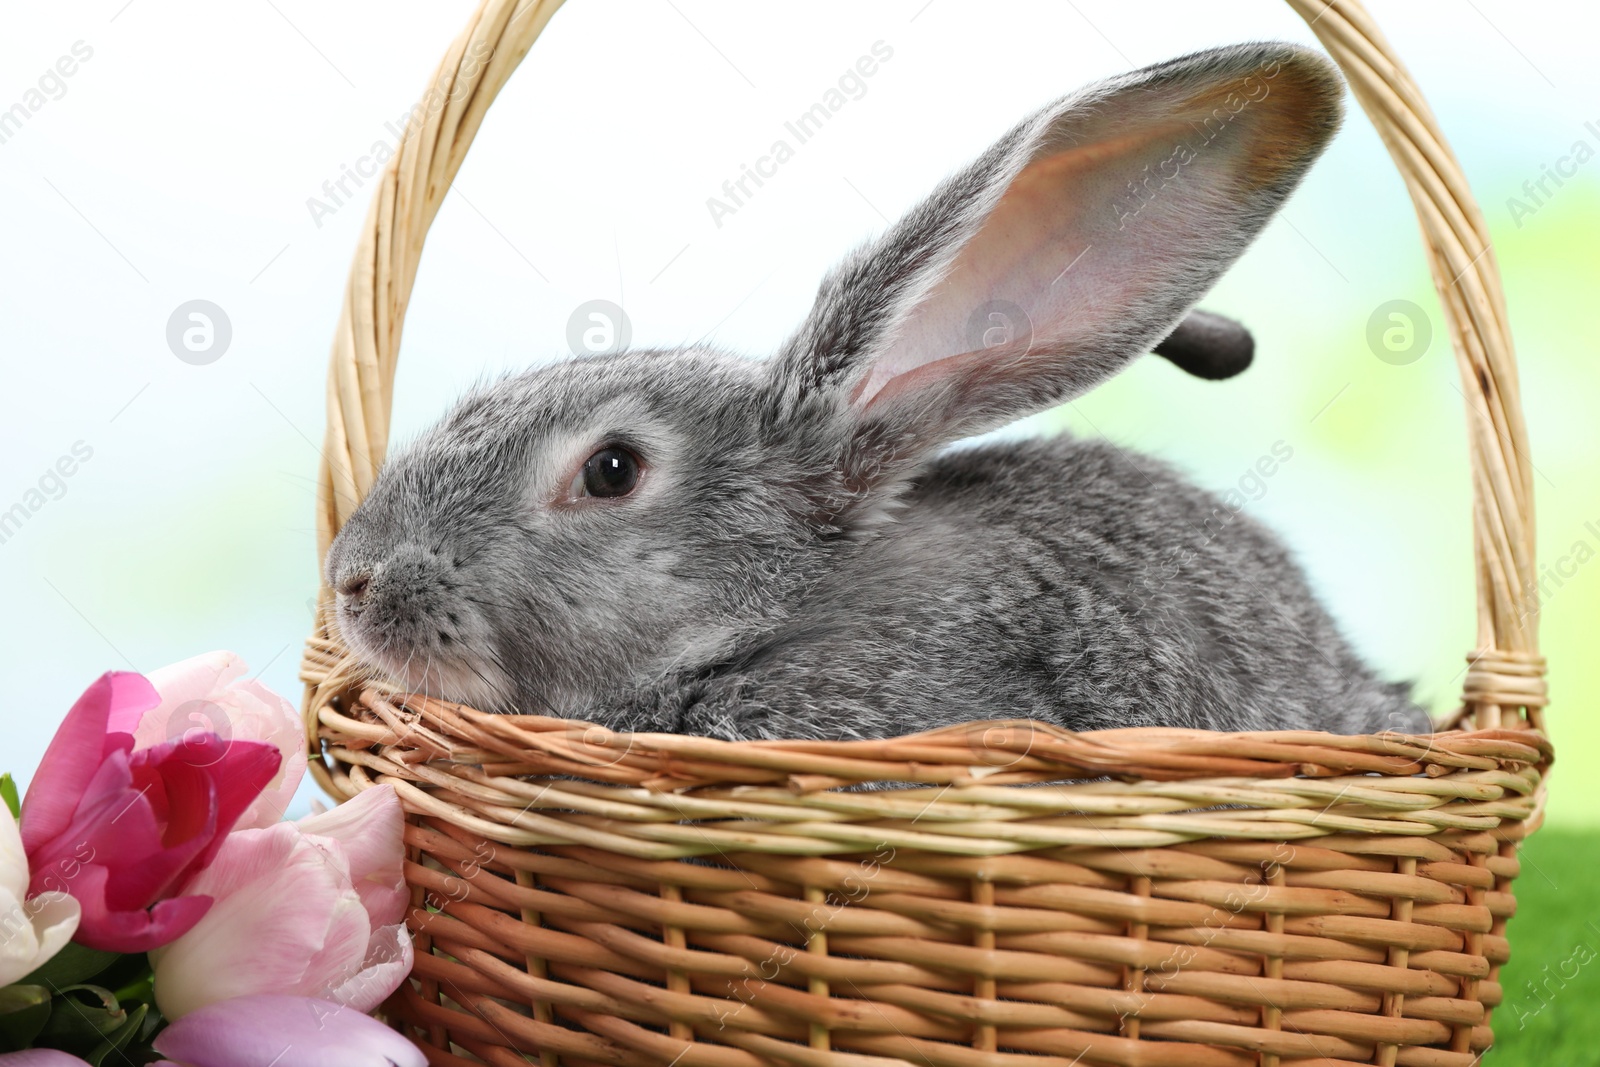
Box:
left=1283, top=0, right=1544, bottom=728
left=301, top=0, right=1544, bottom=745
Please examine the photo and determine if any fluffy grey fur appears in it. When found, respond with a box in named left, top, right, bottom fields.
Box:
left=326, top=42, right=1430, bottom=741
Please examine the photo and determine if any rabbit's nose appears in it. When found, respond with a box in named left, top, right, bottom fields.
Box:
left=337, top=570, right=373, bottom=605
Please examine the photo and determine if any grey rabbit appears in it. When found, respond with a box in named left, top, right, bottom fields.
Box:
left=326, top=42, right=1431, bottom=742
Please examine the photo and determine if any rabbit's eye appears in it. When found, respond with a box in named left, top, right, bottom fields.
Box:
left=580, top=446, right=641, bottom=498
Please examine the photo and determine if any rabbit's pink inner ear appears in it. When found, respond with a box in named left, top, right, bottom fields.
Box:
left=852, top=52, right=1340, bottom=427
left=850, top=146, right=1116, bottom=411
left=854, top=119, right=1239, bottom=414
left=852, top=340, right=1036, bottom=442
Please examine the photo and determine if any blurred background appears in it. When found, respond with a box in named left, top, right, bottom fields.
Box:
left=0, top=1, right=1594, bottom=1057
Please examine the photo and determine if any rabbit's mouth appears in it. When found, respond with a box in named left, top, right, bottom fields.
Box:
left=330, top=575, right=514, bottom=713
left=391, top=653, right=512, bottom=712
left=326, top=531, right=517, bottom=710
left=340, top=614, right=514, bottom=712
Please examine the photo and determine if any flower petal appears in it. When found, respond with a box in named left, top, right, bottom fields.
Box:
left=300, top=893, right=375, bottom=1001
left=151, top=995, right=425, bottom=1067
left=21, top=668, right=281, bottom=958
left=229, top=679, right=309, bottom=830
left=24, top=750, right=198, bottom=907
left=23, top=888, right=81, bottom=970
left=136, top=654, right=306, bottom=831
left=141, top=652, right=245, bottom=738
left=32, top=749, right=216, bottom=916
left=133, top=736, right=282, bottom=887
left=21, top=673, right=156, bottom=853
left=151, top=825, right=350, bottom=1018
left=323, top=922, right=413, bottom=1013
left=200, top=740, right=283, bottom=847
left=0, top=807, right=70, bottom=989
left=0, top=799, right=29, bottom=904
left=295, top=786, right=407, bottom=926
left=0, top=1051, right=94, bottom=1066
left=0, top=886, right=81, bottom=986
left=70, top=861, right=213, bottom=953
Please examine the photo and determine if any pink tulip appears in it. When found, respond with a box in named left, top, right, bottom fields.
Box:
left=150, top=785, right=411, bottom=1019
left=20, top=672, right=280, bottom=953
left=128, top=651, right=308, bottom=831
left=0, top=997, right=428, bottom=1067
left=0, top=1050, right=93, bottom=1065
left=152, top=995, right=425, bottom=1067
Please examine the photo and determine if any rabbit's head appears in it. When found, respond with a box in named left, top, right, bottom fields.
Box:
left=326, top=42, right=1343, bottom=715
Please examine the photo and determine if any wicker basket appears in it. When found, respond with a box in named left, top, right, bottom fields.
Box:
left=299, top=1, right=1551, bottom=1064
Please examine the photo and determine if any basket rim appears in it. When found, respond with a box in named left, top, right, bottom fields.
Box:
left=318, top=684, right=1553, bottom=786
left=308, top=686, right=1547, bottom=862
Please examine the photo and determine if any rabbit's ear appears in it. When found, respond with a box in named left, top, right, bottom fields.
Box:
left=1154, top=309, right=1254, bottom=380
left=772, top=43, right=1341, bottom=473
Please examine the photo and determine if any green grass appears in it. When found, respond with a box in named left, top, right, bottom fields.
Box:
left=1485, top=829, right=1600, bottom=1063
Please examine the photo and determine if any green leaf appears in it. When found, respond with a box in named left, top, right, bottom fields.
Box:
left=110, top=971, right=154, bottom=1007
left=34, top=984, right=127, bottom=1054
left=0, top=773, right=17, bottom=819
left=87, top=1002, right=148, bottom=1067
left=20, top=943, right=123, bottom=989
left=91, top=953, right=153, bottom=1004
left=0, top=987, right=51, bottom=1051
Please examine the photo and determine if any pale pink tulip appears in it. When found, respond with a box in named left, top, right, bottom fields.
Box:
left=128, top=651, right=307, bottom=831
left=150, top=785, right=410, bottom=1019
left=0, top=1052, right=94, bottom=1066
left=152, top=995, right=424, bottom=1067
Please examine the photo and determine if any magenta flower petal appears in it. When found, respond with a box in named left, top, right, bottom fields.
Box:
left=181, top=740, right=283, bottom=875
left=20, top=672, right=157, bottom=853
left=39, top=754, right=210, bottom=911
left=28, top=748, right=212, bottom=913
left=25, top=743, right=166, bottom=899
left=89, top=894, right=216, bottom=955
left=152, top=995, right=425, bottom=1067
left=41, top=862, right=213, bottom=953
left=26, top=751, right=150, bottom=882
